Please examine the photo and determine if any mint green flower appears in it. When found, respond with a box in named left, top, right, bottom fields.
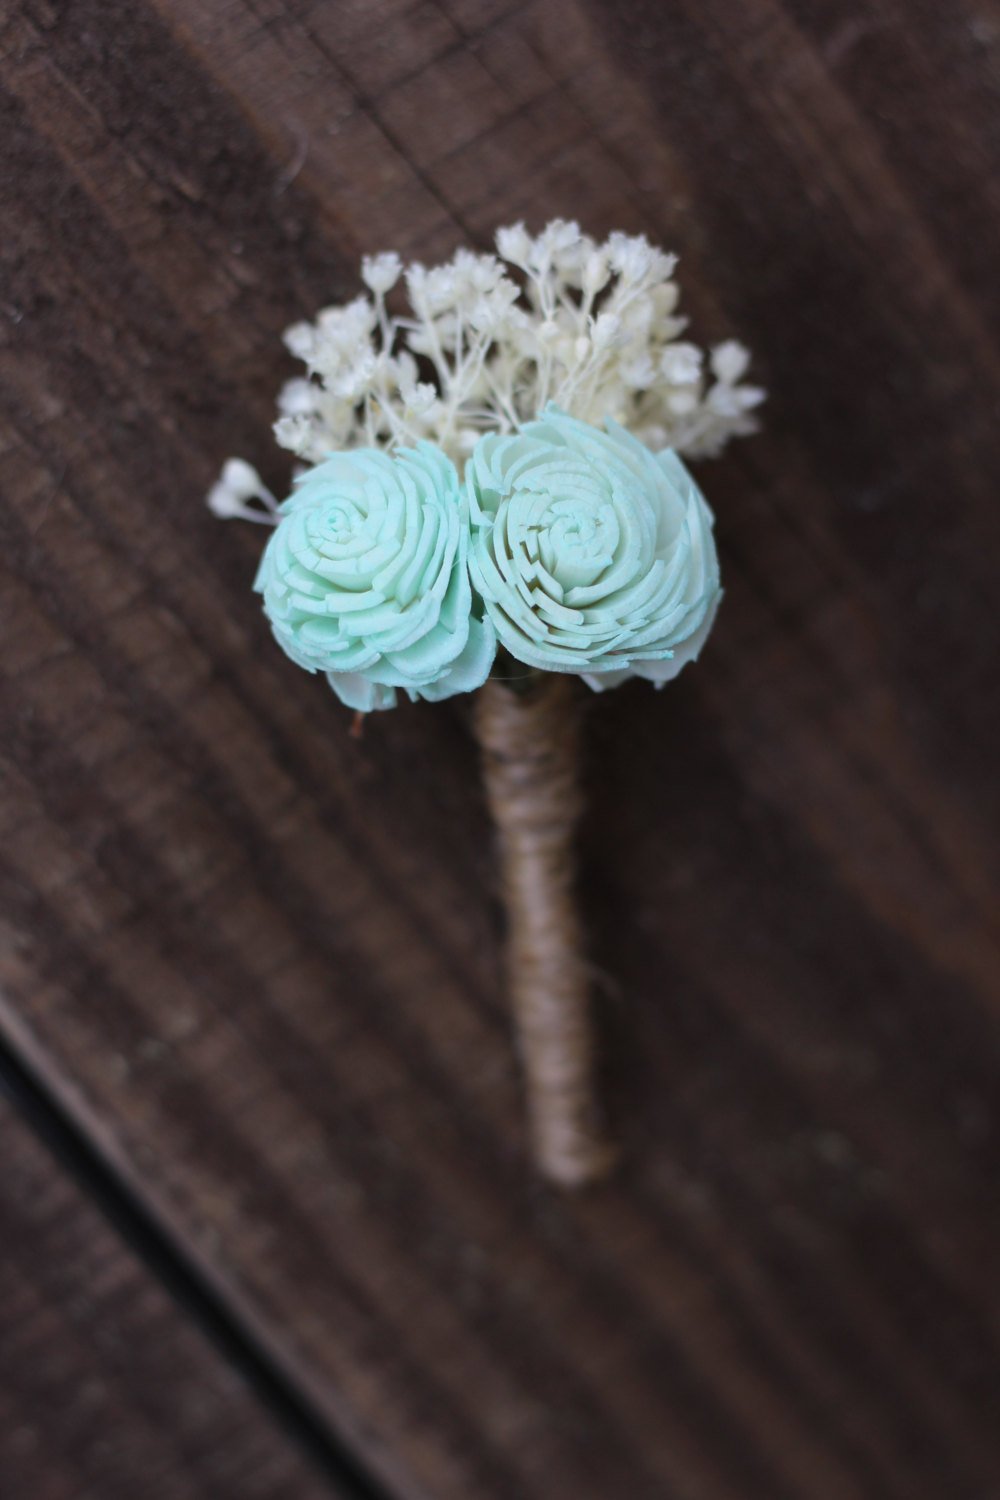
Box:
left=255, top=444, right=495, bottom=712
left=466, top=406, right=721, bottom=687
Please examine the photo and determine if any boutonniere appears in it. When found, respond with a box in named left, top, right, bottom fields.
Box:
left=209, top=222, right=763, bottom=1185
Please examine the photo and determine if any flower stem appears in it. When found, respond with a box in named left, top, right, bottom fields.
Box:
left=474, top=674, right=616, bottom=1187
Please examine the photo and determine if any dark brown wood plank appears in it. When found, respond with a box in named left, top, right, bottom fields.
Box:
left=1, top=2, right=999, bottom=1499
left=0, top=1091, right=339, bottom=1500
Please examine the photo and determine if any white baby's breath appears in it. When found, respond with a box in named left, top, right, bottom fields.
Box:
left=361, top=251, right=402, bottom=295
left=216, top=221, right=764, bottom=481
left=206, top=459, right=279, bottom=523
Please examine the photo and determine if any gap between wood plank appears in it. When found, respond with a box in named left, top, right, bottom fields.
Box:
left=0, top=1034, right=400, bottom=1500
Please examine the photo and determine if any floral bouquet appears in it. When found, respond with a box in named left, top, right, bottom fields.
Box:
left=209, top=222, right=763, bottom=1185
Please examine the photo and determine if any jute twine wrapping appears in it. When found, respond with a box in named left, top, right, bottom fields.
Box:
left=474, top=673, right=616, bottom=1187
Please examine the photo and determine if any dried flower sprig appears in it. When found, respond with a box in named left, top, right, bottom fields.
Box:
left=266, top=221, right=763, bottom=471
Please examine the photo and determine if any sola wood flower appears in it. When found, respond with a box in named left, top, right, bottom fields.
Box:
left=209, top=222, right=763, bottom=1186
left=254, top=445, right=495, bottom=712
left=467, top=407, right=721, bottom=685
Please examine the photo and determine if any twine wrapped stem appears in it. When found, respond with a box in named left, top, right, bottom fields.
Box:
left=474, top=672, right=616, bottom=1187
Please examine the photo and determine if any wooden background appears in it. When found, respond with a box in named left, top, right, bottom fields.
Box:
left=2, top=1, right=1000, bottom=1497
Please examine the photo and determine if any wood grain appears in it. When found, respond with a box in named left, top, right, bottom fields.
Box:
left=2, top=1, right=999, bottom=1498
left=0, top=1094, right=336, bottom=1500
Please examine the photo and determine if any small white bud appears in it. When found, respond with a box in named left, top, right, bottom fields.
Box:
left=666, top=388, right=699, bottom=415
left=708, top=382, right=765, bottom=417
left=221, top=458, right=264, bottom=499
left=273, top=415, right=316, bottom=458
left=591, top=312, right=621, bottom=348
left=207, top=459, right=278, bottom=522
left=496, top=222, right=532, bottom=265
left=206, top=480, right=242, bottom=518
left=660, top=343, right=703, bottom=385
left=277, top=378, right=316, bottom=417
left=711, top=339, right=751, bottom=384
left=283, top=321, right=315, bottom=361
left=469, top=254, right=503, bottom=293
left=404, top=382, right=438, bottom=416
left=468, top=298, right=498, bottom=333
left=582, top=249, right=611, bottom=296
left=620, top=355, right=656, bottom=388
left=330, top=349, right=377, bottom=401
left=540, top=220, right=582, bottom=265
left=361, top=251, right=402, bottom=296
